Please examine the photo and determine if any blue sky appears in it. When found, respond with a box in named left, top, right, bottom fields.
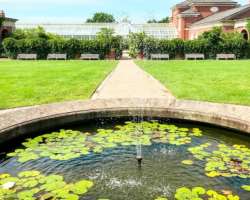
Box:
left=0, top=0, right=247, bottom=23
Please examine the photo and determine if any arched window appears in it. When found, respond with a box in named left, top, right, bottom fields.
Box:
left=241, top=29, right=249, bottom=41
left=1, top=29, right=9, bottom=40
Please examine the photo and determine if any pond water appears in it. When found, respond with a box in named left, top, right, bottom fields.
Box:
left=0, top=119, right=249, bottom=200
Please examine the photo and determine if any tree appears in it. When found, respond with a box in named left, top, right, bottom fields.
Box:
left=158, top=17, right=169, bottom=23
left=86, top=12, right=115, bottom=23
left=147, top=19, right=158, bottom=23
left=0, top=17, right=4, bottom=28
left=147, top=17, right=169, bottom=23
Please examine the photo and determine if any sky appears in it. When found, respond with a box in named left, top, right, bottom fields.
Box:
left=0, top=0, right=247, bottom=23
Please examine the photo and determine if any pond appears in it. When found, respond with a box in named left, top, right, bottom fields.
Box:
left=0, top=118, right=249, bottom=200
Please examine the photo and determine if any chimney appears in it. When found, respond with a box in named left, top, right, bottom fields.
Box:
left=0, top=10, right=5, bottom=18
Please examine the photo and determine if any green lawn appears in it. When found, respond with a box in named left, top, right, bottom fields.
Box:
left=137, top=60, right=250, bottom=106
left=0, top=60, right=117, bottom=109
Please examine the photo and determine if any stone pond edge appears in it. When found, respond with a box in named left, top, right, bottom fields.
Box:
left=0, top=98, right=249, bottom=144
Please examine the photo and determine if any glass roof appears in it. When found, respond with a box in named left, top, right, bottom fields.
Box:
left=16, top=22, right=178, bottom=39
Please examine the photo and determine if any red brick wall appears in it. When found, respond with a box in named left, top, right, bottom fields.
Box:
left=172, top=7, right=189, bottom=28
left=193, top=5, right=236, bottom=18
left=172, top=3, right=238, bottom=40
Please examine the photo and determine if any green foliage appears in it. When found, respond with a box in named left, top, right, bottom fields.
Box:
left=0, top=17, right=4, bottom=28
left=175, top=187, right=239, bottom=200
left=241, top=185, right=250, bottom=191
left=147, top=17, right=169, bottom=23
left=96, top=28, right=123, bottom=58
left=144, top=38, right=184, bottom=59
left=2, top=27, right=122, bottom=59
left=2, top=38, right=19, bottom=58
left=140, top=27, right=250, bottom=59
left=154, top=187, right=239, bottom=200
left=11, top=27, right=51, bottom=40
left=86, top=12, right=115, bottom=23
left=188, top=143, right=250, bottom=178
left=128, top=32, right=149, bottom=58
left=184, top=39, right=208, bottom=54
left=8, top=121, right=202, bottom=163
left=0, top=171, right=94, bottom=199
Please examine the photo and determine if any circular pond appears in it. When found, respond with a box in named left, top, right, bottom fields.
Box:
left=0, top=119, right=249, bottom=200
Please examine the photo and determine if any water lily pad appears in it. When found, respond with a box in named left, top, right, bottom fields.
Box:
left=188, top=143, right=250, bottom=178
left=155, top=197, right=168, bottom=200
left=7, top=122, right=203, bottom=163
left=174, top=187, right=239, bottom=200
left=181, top=160, right=193, bottom=165
left=241, top=185, right=250, bottom=191
left=0, top=171, right=94, bottom=199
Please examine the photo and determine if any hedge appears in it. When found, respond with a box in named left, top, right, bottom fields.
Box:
left=143, top=38, right=250, bottom=59
left=3, top=37, right=122, bottom=59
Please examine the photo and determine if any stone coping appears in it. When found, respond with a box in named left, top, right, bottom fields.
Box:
left=0, top=98, right=249, bottom=144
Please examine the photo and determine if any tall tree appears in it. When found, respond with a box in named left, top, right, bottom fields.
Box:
left=147, top=17, right=169, bottom=23
left=86, top=12, right=115, bottom=23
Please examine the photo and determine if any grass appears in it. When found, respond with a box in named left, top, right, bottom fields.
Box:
left=136, top=60, right=250, bottom=106
left=0, top=60, right=118, bottom=109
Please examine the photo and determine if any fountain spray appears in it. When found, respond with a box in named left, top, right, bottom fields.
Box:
left=135, top=119, right=143, bottom=168
left=136, top=143, right=143, bottom=168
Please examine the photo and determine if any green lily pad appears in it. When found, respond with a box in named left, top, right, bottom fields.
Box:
left=189, top=143, right=250, bottom=178
left=241, top=185, right=250, bottom=191
left=7, top=122, right=203, bottom=163
left=0, top=171, right=94, bottom=199
left=181, top=160, right=193, bottom=165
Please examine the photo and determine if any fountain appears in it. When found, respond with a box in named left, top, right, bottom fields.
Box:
left=0, top=118, right=249, bottom=200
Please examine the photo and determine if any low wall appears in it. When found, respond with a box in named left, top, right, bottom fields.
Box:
left=0, top=98, right=249, bottom=144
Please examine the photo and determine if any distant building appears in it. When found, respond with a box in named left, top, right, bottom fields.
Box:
left=171, top=0, right=250, bottom=40
left=0, top=10, right=17, bottom=41
left=16, top=22, right=178, bottom=40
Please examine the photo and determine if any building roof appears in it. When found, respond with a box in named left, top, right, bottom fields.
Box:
left=191, top=4, right=250, bottom=26
left=175, top=0, right=237, bottom=8
left=180, top=8, right=200, bottom=15
left=16, top=22, right=178, bottom=39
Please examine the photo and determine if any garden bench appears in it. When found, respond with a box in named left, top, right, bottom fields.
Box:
left=216, top=54, right=236, bottom=60
left=80, top=54, right=100, bottom=60
left=150, top=54, right=169, bottom=60
left=17, top=54, right=37, bottom=60
left=47, top=54, right=67, bottom=60
left=185, top=54, right=205, bottom=60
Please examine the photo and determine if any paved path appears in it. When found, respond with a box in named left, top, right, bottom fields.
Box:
left=92, top=60, right=175, bottom=100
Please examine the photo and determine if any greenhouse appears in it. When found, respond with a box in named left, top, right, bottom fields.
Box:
left=16, top=22, right=178, bottom=39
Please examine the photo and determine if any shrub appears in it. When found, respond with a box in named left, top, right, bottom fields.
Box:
left=184, top=39, right=208, bottom=56
left=2, top=38, right=19, bottom=58
left=128, top=32, right=149, bottom=58
left=144, top=38, right=184, bottom=59
left=1, top=27, right=123, bottom=60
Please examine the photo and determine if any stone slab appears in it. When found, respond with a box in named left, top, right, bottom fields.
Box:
left=0, top=98, right=249, bottom=144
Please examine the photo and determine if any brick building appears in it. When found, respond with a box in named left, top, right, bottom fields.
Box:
left=0, top=10, right=17, bottom=41
left=172, top=0, right=250, bottom=40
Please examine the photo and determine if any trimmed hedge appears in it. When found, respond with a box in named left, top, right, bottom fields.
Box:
left=2, top=27, right=123, bottom=60
left=143, top=29, right=250, bottom=59
left=144, top=37, right=250, bottom=59
left=3, top=38, right=122, bottom=59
